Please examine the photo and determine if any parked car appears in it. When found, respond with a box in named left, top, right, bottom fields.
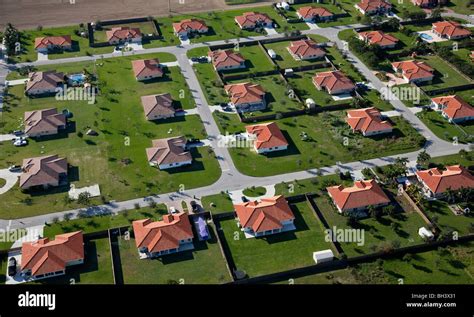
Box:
left=8, top=257, right=17, bottom=277
left=190, top=200, right=198, bottom=212
left=8, top=165, right=21, bottom=172
left=169, top=206, right=178, bottom=214
left=191, top=57, right=200, bottom=63
left=187, top=138, right=200, bottom=144
left=13, top=130, right=23, bottom=136
left=241, top=196, right=249, bottom=202
left=13, top=139, right=27, bottom=147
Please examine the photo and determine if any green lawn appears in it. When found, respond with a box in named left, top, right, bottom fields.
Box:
left=118, top=224, right=231, bottom=284
left=242, top=186, right=267, bottom=197
left=286, top=2, right=360, bottom=28
left=416, top=109, right=473, bottom=144
left=429, top=151, right=474, bottom=167
left=421, top=199, right=473, bottom=236
left=200, top=193, right=234, bottom=214
left=32, top=237, right=114, bottom=284
left=93, top=21, right=157, bottom=43
left=213, top=111, right=246, bottom=135
left=358, top=88, right=394, bottom=111
left=263, top=40, right=329, bottom=70
left=326, top=46, right=365, bottom=82
left=220, top=201, right=334, bottom=277
left=275, top=174, right=351, bottom=196
left=274, top=267, right=358, bottom=284
left=221, top=44, right=276, bottom=76
left=449, top=0, right=474, bottom=14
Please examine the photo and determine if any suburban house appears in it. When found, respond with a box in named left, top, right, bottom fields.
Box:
left=391, top=60, right=434, bottom=84
left=224, top=82, right=267, bottom=112
left=431, top=95, right=474, bottom=123
left=245, top=122, right=289, bottom=154
left=146, top=136, right=192, bottom=170
left=19, top=155, right=68, bottom=190
left=141, top=93, right=176, bottom=121
left=313, top=70, right=356, bottom=95
left=346, top=107, right=393, bottom=136
left=106, top=27, right=142, bottom=44
left=357, top=30, right=399, bottom=49
left=24, top=108, right=67, bottom=137
left=411, top=0, right=447, bottom=7
left=34, top=35, right=72, bottom=53
left=25, top=71, right=65, bottom=96
left=208, top=49, right=246, bottom=71
left=173, top=19, right=209, bottom=37
left=431, top=21, right=471, bottom=40
left=287, top=39, right=326, bottom=60
left=234, top=195, right=295, bottom=238
left=20, top=231, right=84, bottom=280
left=297, top=6, right=334, bottom=22
left=234, top=12, right=273, bottom=30
left=132, top=213, right=194, bottom=258
left=355, top=0, right=392, bottom=15
left=131, top=59, right=163, bottom=81
left=416, top=165, right=474, bottom=198
left=327, top=180, right=391, bottom=214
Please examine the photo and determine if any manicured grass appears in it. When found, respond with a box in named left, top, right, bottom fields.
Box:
left=326, top=46, right=365, bottom=82
left=32, top=237, right=114, bottom=284
left=421, top=200, right=473, bottom=236
left=0, top=178, right=6, bottom=188
left=429, top=151, right=474, bottom=167
left=213, top=112, right=246, bottom=135
left=43, top=205, right=168, bottom=238
left=220, top=201, right=334, bottom=277
left=275, top=174, right=350, bottom=196
left=242, top=186, right=267, bottom=197
left=93, top=21, right=157, bottom=43
left=221, top=44, right=276, bottom=76
left=452, top=48, right=473, bottom=64
left=416, top=109, right=473, bottom=144
left=118, top=224, right=231, bottom=284
left=220, top=112, right=425, bottom=177
left=287, top=1, right=359, bottom=28
left=358, top=88, right=394, bottom=111
left=389, top=0, right=425, bottom=16
left=449, top=0, right=474, bottom=14
left=201, top=193, right=234, bottom=214
left=262, top=40, right=328, bottom=70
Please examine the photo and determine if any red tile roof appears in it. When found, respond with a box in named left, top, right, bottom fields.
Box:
left=313, top=70, right=355, bottom=93
left=391, top=60, right=434, bottom=81
left=346, top=107, right=393, bottom=134
left=20, top=155, right=68, bottom=189
left=146, top=136, right=192, bottom=166
left=327, top=180, right=391, bottom=212
left=21, top=231, right=84, bottom=276
left=235, top=12, right=273, bottom=28
left=106, top=27, right=142, bottom=42
left=234, top=196, right=294, bottom=233
left=416, top=165, right=474, bottom=194
left=34, top=36, right=72, bottom=49
left=132, top=59, right=163, bottom=78
left=246, top=122, right=288, bottom=150
left=24, top=108, right=66, bottom=135
left=173, top=19, right=208, bottom=34
left=432, top=95, right=474, bottom=120
left=133, top=213, right=194, bottom=253
left=224, top=82, right=266, bottom=106
left=288, top=39, right=326, bottom=59
left=297, top=6, right=334, bottom=19
left=356, top=0, right=392, bottom=12
left=358, top=30, right=399, bottom=47
left=208, top=50, right=245, bottom=69
left=432, top=21, right=471, bottom=38
left=141, top=93, right=175, bottom=118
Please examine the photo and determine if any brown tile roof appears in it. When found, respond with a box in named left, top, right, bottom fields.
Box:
left=20, top=155, right=68, bottom=189
left=432, top=95, right=474, bottom=120
left=106, top=27, right=142, bottom=42
left=288, top=39, right=326, bottom=59
left=297, top=6, right=334, bottom=19
left=34, top=36, right=72, bottom=49
left=172, top=19, right=208, bottom=34
left=25, top=71, right=64, bottom=93
left=246, top=122, right=288, bottom=150
left=432, top=21, right=471, bottom=38
left=327, top=180, right=391, bottom=212
left=358, top=30, right=399, bottom=47
left=313, top=70, right=355, bottom=93
left=141, top=93, right=176, bottom=118
left=346, top=107, right=393, bottom=134
left=132, top=59, right=163, bottom=78
left=146, top=136, right=192, bottom=166
left=133, top=213, right=194, bottom=253
left=224, top=82, right=266, bottom=106
left=208, top=50, right=245, bottom=69
left=235, top=12, right=273, bottom=28
left=234, top=196, right=295, bottom=233
left=356, top=0, right=392, bottom=12
left=24, top=108, right=66, bottom=135
left=416, top=165, right=474, bottom=194
left=391, top=60, right=434, bottom=81
left=21, top=231, right=84, bottom=276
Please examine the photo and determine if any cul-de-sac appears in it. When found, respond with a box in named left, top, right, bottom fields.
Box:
left=0, top=0, right=472, bottom=285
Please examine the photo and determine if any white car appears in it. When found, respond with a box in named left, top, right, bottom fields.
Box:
left=13, top=139, right=27, bottom=147
left=169, top=206, right=178, bottom=214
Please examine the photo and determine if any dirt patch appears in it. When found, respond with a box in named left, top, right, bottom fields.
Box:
left=0, top=0, right=273, bottom=30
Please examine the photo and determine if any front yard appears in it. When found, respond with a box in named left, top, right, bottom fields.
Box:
left=421, top=199, right=473, bottom=236
left=416, top=109, right=473, bottom=144
left=200, top=193, right=234, bottom=214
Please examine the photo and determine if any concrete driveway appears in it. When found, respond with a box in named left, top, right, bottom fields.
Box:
left=0, top=168, right=20, bottom=195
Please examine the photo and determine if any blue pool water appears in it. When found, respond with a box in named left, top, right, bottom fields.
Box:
left=420, top=33, right=433, bottom=41
left=68, top=73, right=85, bottom=85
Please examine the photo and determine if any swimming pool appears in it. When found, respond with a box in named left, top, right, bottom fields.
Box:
left=419, top=33, right=433, bottom=41
left=68, top=73, right=85, bottom=86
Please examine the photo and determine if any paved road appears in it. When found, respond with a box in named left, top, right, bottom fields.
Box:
left=0, top=18, right=471, bottom=230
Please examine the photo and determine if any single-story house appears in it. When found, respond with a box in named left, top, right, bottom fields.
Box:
left=34, top=36, right=72, bottom=53
left=431, top=21, right=471, bottom=40
left=416, top=165, right=474, bottom=198
left=106, top=27, right=142, bottom=45
left=431, top=95, right=474, bottom=123
left=25, top=71, right=65, bottom=96
left=346, top=107, right=393, bottom=136
left=313, top=70, right=356, bottom=95
left=131, top=59, right=163, bottom=81
left=146, top=136, right=192, bottom=170
left=358, top=30, right=399, bottom=49
left=24, top=108, right=66, bottom=137
left=355, top=0, right=392, bottom=15
left=224, top=82, right=267, bottom=112
left=234, top=12, right=273, bottom=30
left=20, top=155, right=68, bottom=190
left=245, top=122, right=289, bottom=154
left=297, top=6, right=334, bottom=22
left=141, top=93, right=176, bottom=121
left=208, top=49, right=246, bottom=71
left=391, top=60, right=434, bottom=84
left=172, top=19, right=209, bottom=37
left=287, top=39, right=326, bottom=60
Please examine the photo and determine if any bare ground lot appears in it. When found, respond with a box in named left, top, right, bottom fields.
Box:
left=0, top=0, right=274, bottom=30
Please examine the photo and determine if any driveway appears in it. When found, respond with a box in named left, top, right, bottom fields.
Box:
left=229, top=184, right=276, bottom=204
left=0, top=134, right=16, bottom=142
left=0, top=169, right=20, bottom=195
left=5, top=78, right=28, bottom=86
left=264, top=26, right=279, bottom=35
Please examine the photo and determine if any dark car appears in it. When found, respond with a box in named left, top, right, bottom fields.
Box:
left=187, top=138, right=200, bottom=144
left=190, top=200, right=198, bottom=211
left=191, top=57, right=200, bottom=62
left=13, top=130, right=23, bottom=136
left=8, top=257, right=17, bottom=277
left=241, top=196, right=249, bottom=202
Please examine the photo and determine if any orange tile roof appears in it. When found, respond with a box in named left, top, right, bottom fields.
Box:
left=20, top=155, right=68, bottom=189
left=106, top=27, right=141, bottom=42
left=432, top=95, right=474, bottom=120
left=234, top=196, right=294, bottom=233
left=288, top=39, right=326, bottom=59
left=235, top=12, right=273, bottom=28
left=356, top=0, right=392, bottom=12
left=208, top=50, right=245, bottom=69
left=146, top=136, right=192, bottom=166
left=432, top=21, right=471, bottom=38
left=416, top=165, right=474, bottom=194
left=34, top=36, right=72, bottom=49
left=327, top=180, right=391, bottom=212
left=133, top=213, right=194, bottom=253
left=224, top=82, right=266, bottom=106
left=141, top=93, right=175, bottom=118
left=245, top=122, right=288, bottom=150
left=173, top=19, right=208, bottom=34
left=313, top=70, right=355, bottom=93
left=297, top=6, right=334, bottom=19
left=358, top=30, right=399, bottom=47
left=132, top=59, right=163, bottom=78
left=391, top=60, right=434, bottom=81
left=346, top=107, right=393, bottom=134
left=21, top=231, right=84, bottom=276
